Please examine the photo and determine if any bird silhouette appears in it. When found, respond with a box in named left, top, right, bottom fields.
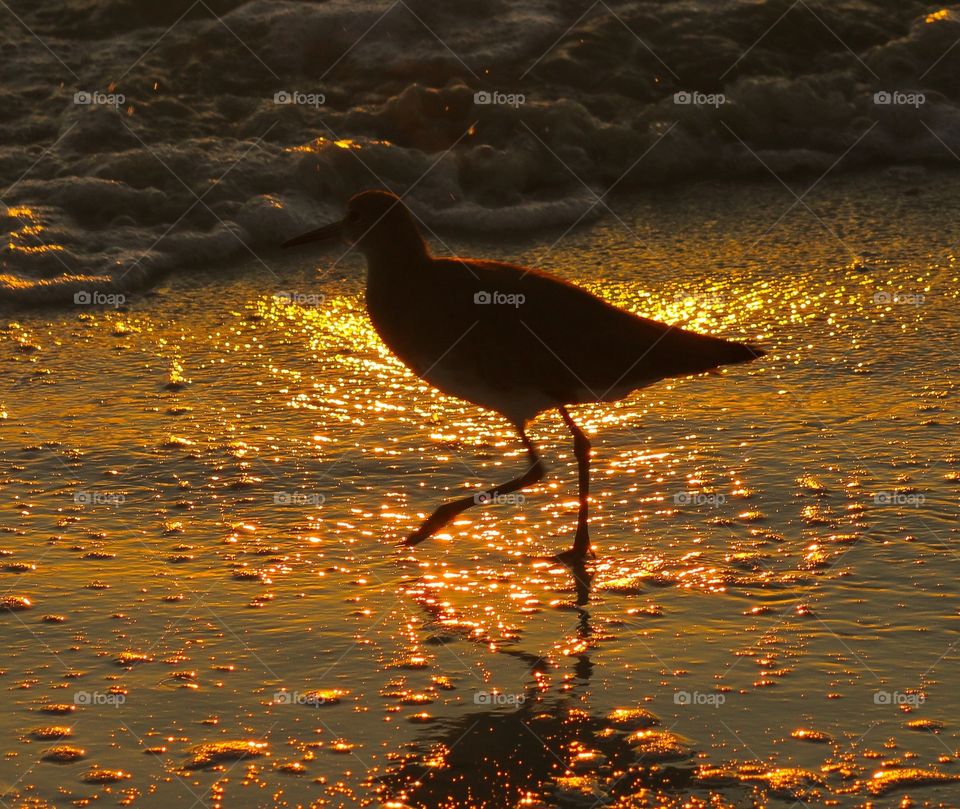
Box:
left=284, top=190, right=764, bottom=562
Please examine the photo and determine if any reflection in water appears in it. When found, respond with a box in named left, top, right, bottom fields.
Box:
left=374, top=559, right=847, bottom=808
left=561, top=558, right=594, bottom=611
left=374, top=564, right=713, bottom=809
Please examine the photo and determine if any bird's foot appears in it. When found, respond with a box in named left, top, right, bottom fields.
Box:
left=401, top=501, right=461, bottom=547
left=401, top=524, right=435, bottom=547
left=552, top=528, right=594, bottom=566
left=400, top=533, right=427, bottom=547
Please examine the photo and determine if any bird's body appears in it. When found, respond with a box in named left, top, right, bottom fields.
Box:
left=367, top=253, right=759, bottom=426
left=284, top=190, right=764, bottom=560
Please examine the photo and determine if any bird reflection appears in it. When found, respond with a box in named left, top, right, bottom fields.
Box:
left=373, top=564, right=718, bottom=809
left=552, top=555, right=595, bottom=609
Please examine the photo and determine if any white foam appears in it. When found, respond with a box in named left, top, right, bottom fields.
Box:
left=2, top=1, right=958, bottom=305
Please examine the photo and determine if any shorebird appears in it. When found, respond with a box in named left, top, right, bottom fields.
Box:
left=283, top=190, right=764, bottom=562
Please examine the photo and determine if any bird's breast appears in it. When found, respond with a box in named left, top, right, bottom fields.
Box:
left=364, top=275, right=442, bottom=377
left=365, top=274, right=530, bottom=412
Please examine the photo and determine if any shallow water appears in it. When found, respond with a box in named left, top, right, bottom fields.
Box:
left=1, top=172, right=959, bottom=807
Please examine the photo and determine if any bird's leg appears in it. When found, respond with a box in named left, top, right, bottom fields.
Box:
left=403, top=429, right=544, bottom=546
left=556, top=406, right=593, bottom=561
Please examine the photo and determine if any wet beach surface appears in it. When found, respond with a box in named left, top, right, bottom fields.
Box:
left=1, top=174, right=959, bottom=807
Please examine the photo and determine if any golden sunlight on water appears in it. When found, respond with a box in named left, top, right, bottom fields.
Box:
left=0, top=180, right=958, bottom=808
left=288, top=137, right=394, bottom=155
left=4, top=206, right=65, bottom=256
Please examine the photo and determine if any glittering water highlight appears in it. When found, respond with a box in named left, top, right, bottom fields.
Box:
left=1, top=174, right=958, bottom=807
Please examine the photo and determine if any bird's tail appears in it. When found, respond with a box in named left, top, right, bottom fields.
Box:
left=718, top=339, right=766, bottom=365
left=651, top=331, right=766, bottom=380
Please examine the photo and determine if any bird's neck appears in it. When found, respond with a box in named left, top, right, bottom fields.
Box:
left=362, top=231, right=430, bottom=277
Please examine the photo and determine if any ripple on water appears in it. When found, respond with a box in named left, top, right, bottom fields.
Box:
left=81, top=768, right=131, bottom=783
left=38, top=704, right=76, bottom=715
left=329, top=740, right=356, bottom=754
left=698, top=766, right=823, bottom=801
left=625, top=729, right=692, bottom=762
left=185, top=741, right=268, bottom=769
left=905, top=718, right=944, bottom=732
left=41, top=745, right=85, bottom=763
left=606, top=707, right=659, bottom=730
left=743, top=768, right=823, bottom=800
left=553, top=774, right=605, bottom=804
left=399, top=693, right=434, bottom=706
left=869, top=768, right=960, bottom=796
left=115, top=651, right=153, bottom=666
left=299, top=689, right=350, bottom=706
left=275, top=761, right=307, bottom=775
left=31, top=727, right=73, bottom=740
left=790, top=728, right=832, bottom=743
left=0, top=595, right=31, bottom=611
left=4, top=562, right=35, bottom=572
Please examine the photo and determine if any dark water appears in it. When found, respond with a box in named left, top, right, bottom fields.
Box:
left=2, top=0, right=960, bottom=302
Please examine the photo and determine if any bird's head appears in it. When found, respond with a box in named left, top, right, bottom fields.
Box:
left=282, top=190, right=425, bottom=257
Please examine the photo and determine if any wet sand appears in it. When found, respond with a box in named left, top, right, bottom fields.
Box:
left=1, top=173, right=958, bottom=807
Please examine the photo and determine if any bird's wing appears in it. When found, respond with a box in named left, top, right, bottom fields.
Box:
left=425, top=258, right=761, bottom=404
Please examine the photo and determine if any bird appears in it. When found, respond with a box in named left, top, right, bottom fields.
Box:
left=283, top=189, right=764, bottom=563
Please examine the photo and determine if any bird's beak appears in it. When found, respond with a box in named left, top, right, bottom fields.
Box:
left=281, top=220, right=342, bottom=248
